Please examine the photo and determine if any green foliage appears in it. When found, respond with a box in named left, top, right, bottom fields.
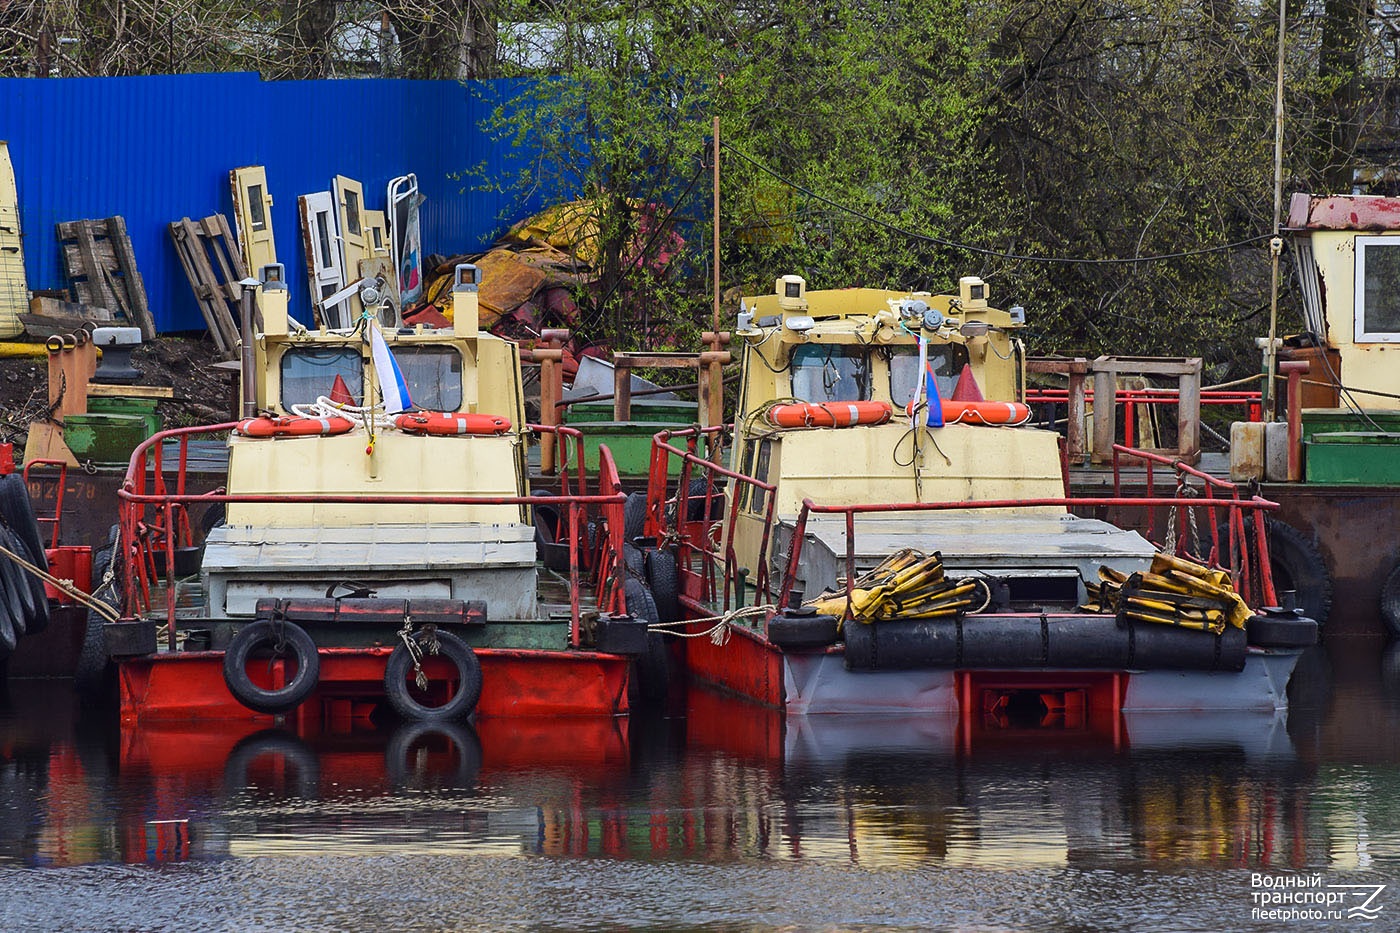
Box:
left=483, top=0, right=1400, bottom=371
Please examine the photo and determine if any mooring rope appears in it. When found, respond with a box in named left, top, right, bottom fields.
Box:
left=0, top=541, right=120, bottom=623
left=646, top=604, right=776, bottom=646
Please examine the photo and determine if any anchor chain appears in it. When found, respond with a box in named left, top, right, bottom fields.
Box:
left=395, top=611, right=439, bottom=691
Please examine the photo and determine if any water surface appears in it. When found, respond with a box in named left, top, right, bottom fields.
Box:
left=2, top=639, right=1398, bottom=931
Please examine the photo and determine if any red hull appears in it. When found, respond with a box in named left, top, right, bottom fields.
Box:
left=683, top=622, right=786, bottom=708
left=118, top=646, right=631, bottom=724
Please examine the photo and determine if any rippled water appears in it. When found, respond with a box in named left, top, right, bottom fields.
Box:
left=3, top=640, right=1400, bottom=931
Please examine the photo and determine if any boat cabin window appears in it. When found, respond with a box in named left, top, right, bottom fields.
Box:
left=1355, top=236, right=1400, bottom=342
left=789, top=346, right=870, bottom=402
left=280, top=346, right=363, bottom=409
left=748, top=438, right=774, bottom=514
left=888, top=344, right=970, bottom=406
left=395, top=347, right=463, bottom=411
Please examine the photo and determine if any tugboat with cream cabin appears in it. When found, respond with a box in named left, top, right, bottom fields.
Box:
left=105, top=264, right=647, bottom=725
left=637, top=274, right=1317, bottom=719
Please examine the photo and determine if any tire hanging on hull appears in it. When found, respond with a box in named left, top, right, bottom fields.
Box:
left=383, top=629, right=482, bottom=722
left=222, top=619, right=322, bottom=714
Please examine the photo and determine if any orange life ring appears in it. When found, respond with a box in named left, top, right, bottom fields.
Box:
left=235, top=415, right=355, bottom=437
left=765, top=401, right=893, bottom=428
left=394, top=411, right=512, bottom=436
left=904, top=399, right=1032, bottom=425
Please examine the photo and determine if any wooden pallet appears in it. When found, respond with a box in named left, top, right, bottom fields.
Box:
left=168, top=215, right=247, bottom=356
left=55, top=216, right=155, bottom=340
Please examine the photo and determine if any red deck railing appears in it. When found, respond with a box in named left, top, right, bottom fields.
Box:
left=642, top=429, right=1282, bottom=619
left=116, top=422, right=627, bottom=649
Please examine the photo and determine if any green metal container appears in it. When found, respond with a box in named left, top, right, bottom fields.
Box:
left=566, top=399, right=697, bottom=425
left=1305, top=431, right=1400, bottom=484
left=1301, top=408, right=1400, bottom=443
left=63, top=413, right=152, bottom=466
left=581, top=422, right=683, bottom=477
left=87, top=396, right=162, bottom=438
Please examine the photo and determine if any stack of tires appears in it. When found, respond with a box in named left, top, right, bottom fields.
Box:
left=622, top=491, right=681, bottom=706
left=0, top=473, right=51, bottom=668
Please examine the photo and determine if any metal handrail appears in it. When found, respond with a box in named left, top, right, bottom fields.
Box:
left=116, top=421, right=625, bottom=647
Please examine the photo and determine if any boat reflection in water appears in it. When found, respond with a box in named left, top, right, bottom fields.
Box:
left=0, top=658, right=1366, bottom=874
left=681, top=686, right=1317, bottom=870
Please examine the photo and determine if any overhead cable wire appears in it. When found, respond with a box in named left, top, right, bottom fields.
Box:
left=722, top=143, right=1272, bottom=266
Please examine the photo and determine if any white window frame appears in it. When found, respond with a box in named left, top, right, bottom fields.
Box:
left=1353, top=235, right=1400, bottom=343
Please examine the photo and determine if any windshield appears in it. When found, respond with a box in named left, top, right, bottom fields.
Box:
left=280, top=346, right=362, bottom=409
left=789, top=345, right=871, bottom=402
left=889, top=344, right=970, bottom=407
left=396, top=346, right=462, bottom=412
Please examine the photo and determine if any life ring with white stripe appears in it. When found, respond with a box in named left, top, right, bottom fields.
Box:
left=235, top=415, right=355, bottom=437
left=394, top=411, right=512, bottom=436
left=904, top=399, right=1032, bottom=425
left=765, top=401, right=893, bottom=428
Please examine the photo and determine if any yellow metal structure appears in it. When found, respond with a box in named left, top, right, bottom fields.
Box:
left=225, top=268, right=528, bottom=529
left=727, top=276, right=1064, bottom=569
left=0, top=142, right=26, bottom=339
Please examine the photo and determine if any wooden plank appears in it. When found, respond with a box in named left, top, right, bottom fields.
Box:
left=199, top=216, right=242, bottom=300
left=168, top=219, right=232, bottom=355
left=105, top=216, right=155, bottom=340
left=22, top=295, right=113, bottom=336
left=56, top=219, right=111, bottom=239
left=211, top=214, right=248, bottom=279
left=87, top=383, right=174, bottom=399
left=61, top=241, right=118, bottom=276
left=180, top=218, right=239, bottom=350
left=67, top=220, right=121, bottom=314
left=612, top=354, right=702, bottom=368
left=24, top=294, right=112, bottom=321
left=23, top=423, right=78, bottom=468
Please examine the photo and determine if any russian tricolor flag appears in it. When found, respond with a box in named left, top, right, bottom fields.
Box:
left=369, top=321, right=413, bottom=414
left=923, top=362, right=944, bottom=427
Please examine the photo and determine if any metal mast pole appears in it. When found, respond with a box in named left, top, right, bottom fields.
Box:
left=1264, top=0, right=1287, bottom=418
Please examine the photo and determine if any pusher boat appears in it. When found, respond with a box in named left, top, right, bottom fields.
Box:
left=632, top=275, right=1317, bottom=720
left=104, top=264, right=649, bottom=726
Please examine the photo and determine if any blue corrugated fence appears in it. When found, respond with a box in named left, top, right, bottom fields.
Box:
left=0, top=73, right=548, bottom=332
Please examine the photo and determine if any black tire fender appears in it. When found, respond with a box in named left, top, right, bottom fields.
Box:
left=1, top=528, right=38, bottom=635
left=1218, top=517, right=1332, bottom=629
left=624, top=577, right=671, bottom=703
left=1380, top=561, right=1400, bottom=640
left=622, top=542, right=645, bottom=579
left=623, top=491, right=648, bottom=543
left=17, top=529, right=48, bottom=636
left=75, top=526, right=120, bottom=696
left=0, top=529, right=30, bottom=641
left=222, top=619, right=321, bottom=714
left=383, top=629, right=482, bottom=723
left=0, top=473, right=48, bottom=582
left=644, top=547, right=680, bottom=623
left=0, top=562, right=18, bottom=656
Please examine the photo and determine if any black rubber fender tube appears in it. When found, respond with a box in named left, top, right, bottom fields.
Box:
left=222, top=619, right=321, bottom=714
left=382, top=629, right=482, bottom=723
